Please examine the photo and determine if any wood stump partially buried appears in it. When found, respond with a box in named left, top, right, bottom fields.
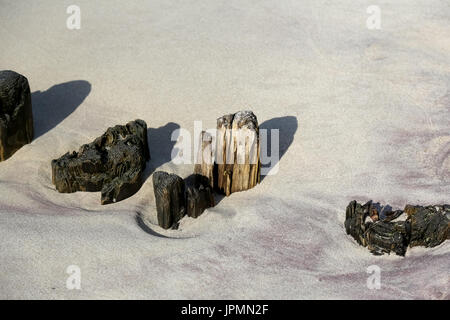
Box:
left=153, top=110, right=261, bottom=230
left=195, top=110, right=261, bottom=196
left=152, top=171, right=214, bottom=229
left=51, top=119, right=150, bottom=204
left=345, top=200, right=449, bottom=256
left=0, top=70, right=34, bottom=161
left=153, top=171, right=185, bottom=230
left=185, top=174, right=215, bottom=219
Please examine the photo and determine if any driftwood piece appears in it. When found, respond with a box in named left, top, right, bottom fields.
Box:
left=405, top=205, right=450, bottom=247
left=185, top=174, right=215, bottom=218
left=194, top=131, right=214, bottom=189
left=345, top=200, right=370, bottom=246
left=0, top=70, right=33, bottom=161
left=215, top=111, right=260, bottom=196
left=366, top=221, right=410, bottom=256
left=153, top=171, right=185, bottom=229
left=152, top=172, right=215, bottom=228
left=345, top=200, right=449, bottom=256
left=51, top=120, right=150, bottom=204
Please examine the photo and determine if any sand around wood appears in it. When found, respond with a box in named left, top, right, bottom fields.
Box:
left=0, top=0, right=449, bottom=299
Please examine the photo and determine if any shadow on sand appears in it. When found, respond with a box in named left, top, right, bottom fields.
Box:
left=32, top=80, right=91, bottom=138
left=135, top=213, right=171, bottom=238
left=260, top=115, right=298, bottom=181
left=143, top=122, right=181, bottom=180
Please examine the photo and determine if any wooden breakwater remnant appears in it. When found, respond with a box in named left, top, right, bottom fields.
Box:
left=52, top=120, right=150, bottom=204
left=153, top=171, right=186, bottom=229
left=0, top=70, right=34, bottom=161
left=153, top=110, right=261, bottom=229
left=153, top=171, right=214, bottom=229
left=195, top=110, right=261, bottom=196
left=345, top=200, right=449, bottom=256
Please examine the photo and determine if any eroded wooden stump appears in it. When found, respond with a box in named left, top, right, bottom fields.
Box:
left=185, top=174, right=215, bottom=218
left=345, top=200, right=449, bottom=256
left=153, top=171, right=185, bottom=229
left=51, top=119, right=150, bottom=204
left=366, top=221, right=410, bottom=256
left=215, top=111, right=260, bottom=196
left=344, top=200, right=370, bottom=247
left=153, top=110, right=261, bottom=229
left=405, top=204, right=449, bottom=247
left=153, top=172, right=215, bottom=229
left=0, top=70, right=33, bottom=161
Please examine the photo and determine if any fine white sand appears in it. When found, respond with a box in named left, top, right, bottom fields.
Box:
left=0, top=0, right=449, bottom=299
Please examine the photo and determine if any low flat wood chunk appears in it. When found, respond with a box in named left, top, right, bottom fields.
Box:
left=406, top=204, right=449, bottom=248
left=153, top=171, right=185, bottom=229
left=345, top=200, right=449, bottom=256
left=215, top=110, right=260, bottom=196
left=185, top=174, right=215, bottom=218
left=51, top=119, right=150, bottom=205
left=366, top=221, right=410, bottom=256
left=0, top=70, right=33, bottom=161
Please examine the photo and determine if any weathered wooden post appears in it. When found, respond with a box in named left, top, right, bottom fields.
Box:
left=0, top=70, right=34, bottom=161
left=215, top=111, right=260, bottom=196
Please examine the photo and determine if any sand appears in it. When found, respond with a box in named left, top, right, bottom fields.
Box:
left=0, top=0, right=449, bottom=299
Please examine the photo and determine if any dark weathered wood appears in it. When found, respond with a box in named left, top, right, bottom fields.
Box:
left=51, top=119, right=150, bottom=204
left=215, top=111, right=260, bottom=196
left=345, top=200, right=449, bottom=256
left=345, top=200, right=370, bottom=247
left=185, top=174, right=215, bottom=218
left=365, top=221, right=410, bottom=256
left=0, top=70, right=33, bottom=161
left=405, top=204, right=449, bottom=248
left=153, top=171, right=185, bottom=229
left=152, top=172, right=214, bottom=228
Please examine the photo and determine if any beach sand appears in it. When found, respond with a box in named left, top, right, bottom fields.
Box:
left=0, top=0, right=449, bottom=299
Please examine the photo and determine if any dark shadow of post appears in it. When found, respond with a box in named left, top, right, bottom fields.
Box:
left=259, top=116, right=298, bottom=181
left=214, top=115, right=298, bottom=204
left=143, top=122, right=181, bottom=180
left=32, top=80, right=91, bottom=138
left=135, top=213, right=171, bottom=238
